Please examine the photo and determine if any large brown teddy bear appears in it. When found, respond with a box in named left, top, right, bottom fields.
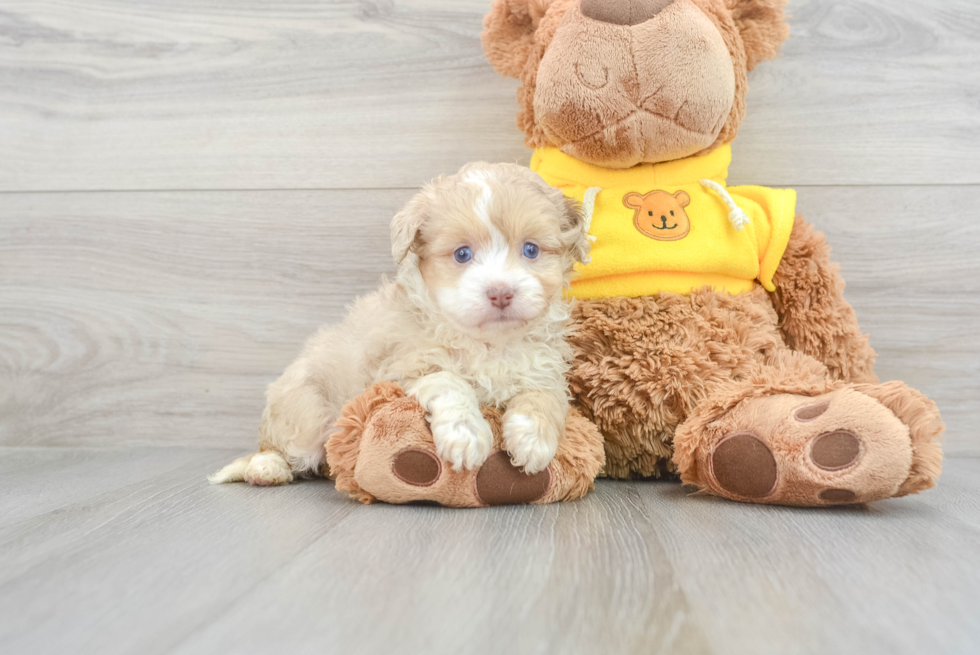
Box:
left=481, top=0, right=944, bottom=505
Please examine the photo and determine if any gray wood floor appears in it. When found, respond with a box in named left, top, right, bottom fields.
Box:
left=1, top=449, right=979, bottom=655
left=1, top=1, right=979, bottom=653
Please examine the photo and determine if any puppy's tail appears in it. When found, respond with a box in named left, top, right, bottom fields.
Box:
left=208, top=454, right=254, bottom=484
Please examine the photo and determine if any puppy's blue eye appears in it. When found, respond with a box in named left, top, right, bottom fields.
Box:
left=522, top=242, right=540, bottom=259
left=454, top=247, right=473, bottom=263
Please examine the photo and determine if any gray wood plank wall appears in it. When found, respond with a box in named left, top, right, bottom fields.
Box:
left=2, top=0, right=978, bottom=455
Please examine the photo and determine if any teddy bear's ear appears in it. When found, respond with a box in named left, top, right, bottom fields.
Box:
left=482, top=0, right=555, bottom=79
left=623, top=193, right=645, bottom=209
left=674, top=190, right=691, bottom=207
left=728, top=0, right=791, bottom=71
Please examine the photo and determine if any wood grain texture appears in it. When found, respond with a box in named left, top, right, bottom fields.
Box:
left=0, top=448, right=977, bottom=655
left=2, top=187, right=977, bottom=453
left=1, top=0, right=979, bottom=191
left=0, top=189, right=405, bottom=448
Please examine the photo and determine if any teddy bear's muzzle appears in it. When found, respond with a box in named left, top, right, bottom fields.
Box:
left=533, top=0, right=737, bottom=168
left=581, top=0, right=676, bottom=26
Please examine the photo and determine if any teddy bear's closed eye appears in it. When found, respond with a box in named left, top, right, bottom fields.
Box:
left=575, top=61, right=609, bottom=90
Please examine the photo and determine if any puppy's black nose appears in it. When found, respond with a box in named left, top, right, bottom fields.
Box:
left=581, top=0, right=675, bottom=25
left=487, top=285, right=515, bottom=310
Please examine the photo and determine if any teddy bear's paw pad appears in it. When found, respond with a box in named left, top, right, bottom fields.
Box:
left=794, top=401, right=830, bottom=422
left=710, top=432, right=777, bottom=499
left=810, top=430, right=861, bottom=471
left=701, top=388, right=916, bottom=506
left=391, top=449, right=441, bottom=487
left=476, top=451, right=551, bottom=506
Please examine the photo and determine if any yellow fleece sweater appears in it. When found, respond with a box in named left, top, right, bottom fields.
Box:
left=530, top=145, right=797, bottom=300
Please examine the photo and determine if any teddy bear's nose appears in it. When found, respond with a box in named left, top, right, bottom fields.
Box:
left=581, top=0, right=675, bottom=25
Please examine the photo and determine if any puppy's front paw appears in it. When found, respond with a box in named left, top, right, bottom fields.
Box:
left=503, top=413, right=558, bottom=474
left=430, top=408, right=493, bottom=472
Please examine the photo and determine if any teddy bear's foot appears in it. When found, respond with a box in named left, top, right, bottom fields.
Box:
left=385, top=447, right=552, bottom=507
left=326, top=383, right=605, bottom=507
left=347, top=400, right=555, bottom=508
left=674, top=381, right=943, bottom=507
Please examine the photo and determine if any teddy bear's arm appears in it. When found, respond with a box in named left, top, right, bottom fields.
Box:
left=770, top=216, right=878, bottom=384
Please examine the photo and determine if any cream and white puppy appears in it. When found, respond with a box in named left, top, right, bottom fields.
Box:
left=210, top=163, right=590, bottom=486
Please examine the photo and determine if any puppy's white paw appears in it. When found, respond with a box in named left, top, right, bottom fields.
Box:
left=430, top=408, right=493, bottom=472
left=244, top=451, right=294, bottom=486
left=503, top=413, right=558, bottom=474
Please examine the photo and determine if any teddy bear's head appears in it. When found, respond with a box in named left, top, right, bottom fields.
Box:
left=482, top=0, right=790, bottom=168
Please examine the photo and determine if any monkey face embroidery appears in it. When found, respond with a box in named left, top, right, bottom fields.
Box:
left=624, top=190, right=692, bottom=241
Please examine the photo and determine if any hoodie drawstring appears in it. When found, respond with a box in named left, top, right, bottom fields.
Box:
left=580, top=187, right=601, bottom=263
left=700, top=179, right=750, bottom=231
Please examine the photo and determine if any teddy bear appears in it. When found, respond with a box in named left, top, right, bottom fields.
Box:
left=479, top=0, right=945, bottom=506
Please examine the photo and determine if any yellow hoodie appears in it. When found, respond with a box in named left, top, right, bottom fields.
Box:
left=530, top=145, right=797, bottom=300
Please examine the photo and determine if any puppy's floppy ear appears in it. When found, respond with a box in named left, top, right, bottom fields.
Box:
left=482, top=0, right=555, bottom=79
left=390, top=186, right=430, bottom=265
left=728, top=0, right=791, bottom=71
left=558, top=194, right=591, bottom=266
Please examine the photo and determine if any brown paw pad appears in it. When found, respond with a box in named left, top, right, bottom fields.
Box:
left=810, top=431, right=861, bottom=471
left=795, top=400, right=830, bottom=422
left=711, top=433, right=777, bottom=499
left=819, top=489, right=858, bottom=504
left=476, top=451, right=550, bottom=506
left=392, top=449, right=441, bottom=487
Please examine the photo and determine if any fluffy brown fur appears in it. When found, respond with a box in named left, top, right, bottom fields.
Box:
left=727, top=0, right=792, bottom=71
left=482, top=0, right=557, bottom=79
left=569, top=285, right=785, bottom=479
left=772, top=217, right=878, bottom=384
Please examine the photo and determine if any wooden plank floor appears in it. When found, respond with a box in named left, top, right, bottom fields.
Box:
left=1, top=449, right=978, bottom=655
left=1, top=0, right=979, bottom=653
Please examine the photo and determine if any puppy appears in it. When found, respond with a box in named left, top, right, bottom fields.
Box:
left=210, top=162, right=590, bottom=486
